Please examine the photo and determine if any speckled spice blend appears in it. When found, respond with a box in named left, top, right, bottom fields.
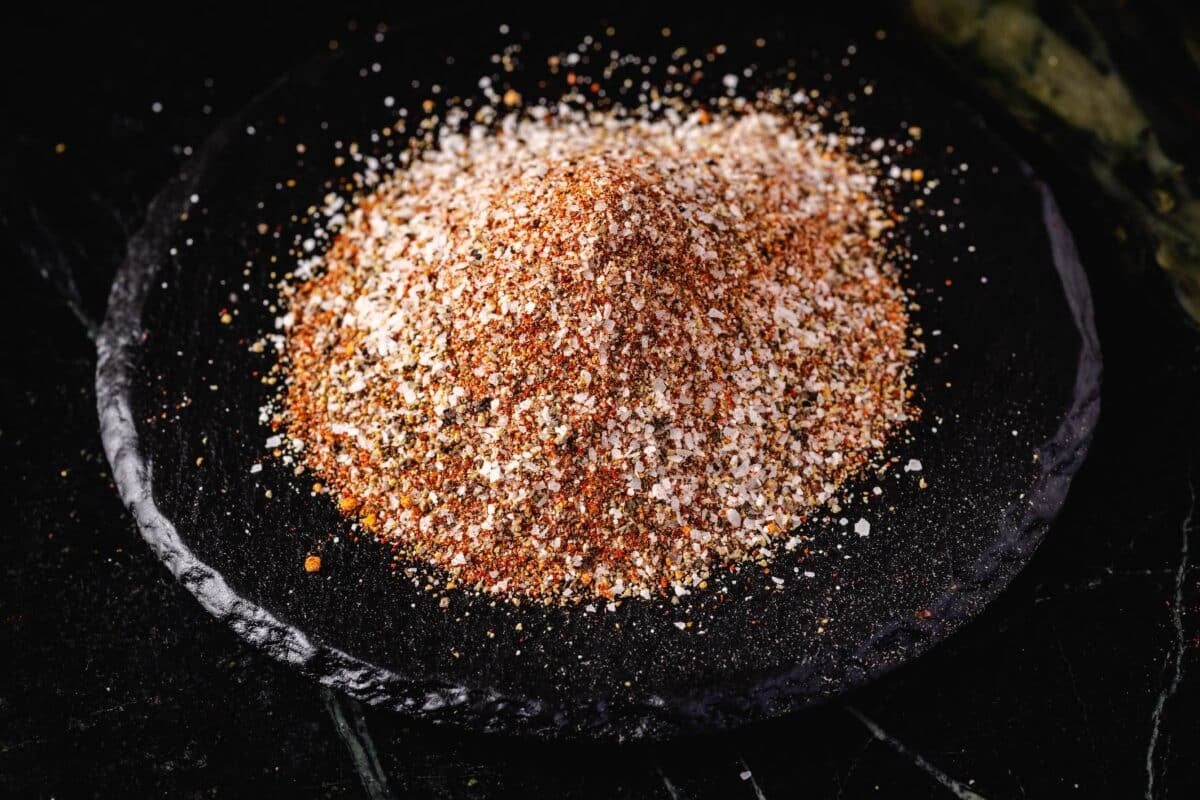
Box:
left=263, top=66, right=920, bottom=604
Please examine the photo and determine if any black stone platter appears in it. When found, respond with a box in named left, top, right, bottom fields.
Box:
left=96, top=23, right=1101, bottom=739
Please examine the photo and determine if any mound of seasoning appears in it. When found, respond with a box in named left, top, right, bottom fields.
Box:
left=273, top=107, right=916, bottom=603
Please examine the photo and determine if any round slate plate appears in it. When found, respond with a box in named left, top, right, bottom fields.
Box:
left=97, top=22, right=1100, bottom=739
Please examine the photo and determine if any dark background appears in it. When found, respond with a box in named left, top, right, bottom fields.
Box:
left=2, top=5, right=1198, bottom=798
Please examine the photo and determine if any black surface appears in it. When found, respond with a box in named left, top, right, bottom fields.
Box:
left=3, top=6, right=1198, bottom=797
left=95, top=20, right=1098, bottom=738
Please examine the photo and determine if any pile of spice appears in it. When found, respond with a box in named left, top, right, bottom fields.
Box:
left=270, top=106, right=916, bottom=603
